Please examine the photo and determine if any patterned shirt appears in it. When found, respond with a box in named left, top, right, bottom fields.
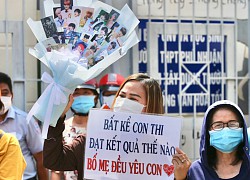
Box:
left=63, top=117, right=87, bottom=180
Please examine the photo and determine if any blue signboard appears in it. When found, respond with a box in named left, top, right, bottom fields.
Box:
left=138, top=19, right=226, bottom=113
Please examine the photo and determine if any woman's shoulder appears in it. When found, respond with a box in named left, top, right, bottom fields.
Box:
left=188, top=159, right=204, bottom=175
left=188, top=159, right=214, bottom=180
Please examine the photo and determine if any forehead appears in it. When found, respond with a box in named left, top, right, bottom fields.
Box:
left=212, top=108, right=238, bottom=123
left=74, top=88, right=94, bottom=94
left=120, top=81, right=145, bottom=95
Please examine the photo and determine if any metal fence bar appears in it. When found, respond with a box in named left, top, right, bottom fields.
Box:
left=163, top=0, right=168, bottom=114
left=4, top=0, right=9, bottom=73
left=178, top=0, right=182, bottom=115
left=248, top=0, right=250, bottom=124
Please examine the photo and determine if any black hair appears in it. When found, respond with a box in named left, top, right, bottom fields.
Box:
left=111, top=22, right=120, bottom=30
left=101, top=26, right=108, bottom=34
left=0, top=72, right=12, bottom=94
left=68, top=23, right=76, bottom=29
left=74, top=8, right=81, bottom=14
left=44, top=17, right=51, bottom=22
left=120, top=27, right=127, bottom=36
left=93, top=22, right=103, bottom=31
left=103, top=13, right=109, bottom=21
left=110, top=41, right=116, bottom=49
left=89, top=45, right=97, bottom=53
left=206, top=104, right=244, bottom=169
left=84, top=34, right=90, bottom=39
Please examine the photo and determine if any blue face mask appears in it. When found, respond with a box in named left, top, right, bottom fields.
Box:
left=71, top=95, right=95, bottom=114
left=209, top=127, right=243, bottom=153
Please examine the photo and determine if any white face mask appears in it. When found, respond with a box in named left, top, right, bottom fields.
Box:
left=113, top=97, right=145, bottom=114
left=0, top=96, right=12, bottom=115
left=103, top=95, right=115, bottom=107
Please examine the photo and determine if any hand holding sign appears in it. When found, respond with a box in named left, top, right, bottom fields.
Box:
left=172, top=147, right=191, bottom=180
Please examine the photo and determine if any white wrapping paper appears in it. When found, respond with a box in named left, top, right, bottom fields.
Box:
left=27, top=0, right=139, bottom=138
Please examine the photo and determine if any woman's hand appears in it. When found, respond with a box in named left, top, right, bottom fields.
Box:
left=172, top=147, right=191, bottom=180
left=60, top=94, right=74, bottom=118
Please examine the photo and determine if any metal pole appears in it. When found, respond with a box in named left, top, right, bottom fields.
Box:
left=248, top=0, right=250, bottom=123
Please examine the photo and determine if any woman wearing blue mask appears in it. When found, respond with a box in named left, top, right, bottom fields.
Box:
left=43, top=73, right=164, bottom=180
left=172, top=100, right=250, bottom=180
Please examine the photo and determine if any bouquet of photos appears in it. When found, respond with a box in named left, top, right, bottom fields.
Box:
left=27, top=0, right=139, bottom=138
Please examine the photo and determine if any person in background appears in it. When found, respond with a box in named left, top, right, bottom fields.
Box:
left=50, top=79, right=99, bottom=180
left=173, top=100, right=250, bottom=180
left=0, top=72, right=48, bottom=180
left=0, top=129, right=27, bottom=180
left=43, top=73, right=164, bottom=179
left=99, top=73, right=125, bottom=108
left=0, top=90, right=26, bottom=180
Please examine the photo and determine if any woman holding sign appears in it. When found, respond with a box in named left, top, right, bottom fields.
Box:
left=43, top=73, right=164, bottom=180
left=172, top=100, right=250, bottom=180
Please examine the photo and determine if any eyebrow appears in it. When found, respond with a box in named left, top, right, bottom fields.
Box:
left=120, top=91, right=142, bottom=99
left=1, top=89, right=9, bottom=93
left=211, top=120, right=239, bottom=125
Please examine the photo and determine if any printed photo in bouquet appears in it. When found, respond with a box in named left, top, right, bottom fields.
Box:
left=83, top=9, right=109, bottom=35
left=90, top=26, right=109, bottom=46
left=53, top=32, right=66, bottom=44
left=42, top=37, right=57, bottom=52
left=106, top=24, right=127, bottom=46
left=60, top=0, right=73, bottom=20
left=64, top=22, right=77, bottom=43
left=84, top=44, right=97, bottom=59
left=106, top=9, right=120, bottom=29
left=53, top=7, right=64, bottom=32
left=72, top=42, right=87, bottom=58
left=105, top=22, right=119, bottom=42
left=80, top=33, right=91, bottom=44
left=68, top=32, right=82, bottom=48
left=42, top=37, right=68, bottom=52
left=93, top=39, right=119, bottom=64
left=41, top=16, right=58, bottom=38
left=78, top=7, right=94, bottom=31
left=51, top=44, right=68, bottom=51
left=69, top=6, right=82, bottom=29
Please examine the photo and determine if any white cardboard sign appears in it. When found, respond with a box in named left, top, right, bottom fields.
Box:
left=84, top=109, right=183, bottom=180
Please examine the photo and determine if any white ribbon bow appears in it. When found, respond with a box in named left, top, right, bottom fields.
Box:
left=27, top=72, right=72, bottom=138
